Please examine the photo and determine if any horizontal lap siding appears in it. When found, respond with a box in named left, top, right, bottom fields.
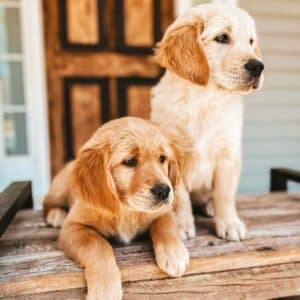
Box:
left=239, top=0, right=300, bottom=193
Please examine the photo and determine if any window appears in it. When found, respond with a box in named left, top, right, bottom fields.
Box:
left=0, top=0, right=50, bottom=208
left=0, top=0, right=28, bottom=156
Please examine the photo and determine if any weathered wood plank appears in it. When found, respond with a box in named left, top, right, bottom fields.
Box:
left=1, top=193, right=300, bottom=242
left=7, top=210, right=45, bottom=226
left=123, top=262, right=300, bottom=300
left=0, top=182, right=32, bottom=237
left=2, top=261, right=300, bottom=299
left=1, top=238, right=300, bottom=297
left=4, top=262, right=300, bottom=300
left=0, top=239, right=58, bottom=257
left=5, top=288, right=85, bottom=300
left=0, top=226, right=58, bottom=242
left=1, top=210, right=300, bottom=256
left=0, top=193, right=300, bottom=298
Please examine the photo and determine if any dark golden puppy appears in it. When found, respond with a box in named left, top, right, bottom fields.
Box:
left=43, top=117, right=189, bottom=300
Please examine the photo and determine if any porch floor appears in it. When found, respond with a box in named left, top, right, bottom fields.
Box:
left=1, top=193, right=300, bottom=299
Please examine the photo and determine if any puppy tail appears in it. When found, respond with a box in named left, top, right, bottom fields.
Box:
left=43, top=161, right=75, bottom=228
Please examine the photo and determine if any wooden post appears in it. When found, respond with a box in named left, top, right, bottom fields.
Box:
left=0, top=181, right=32, bottom=237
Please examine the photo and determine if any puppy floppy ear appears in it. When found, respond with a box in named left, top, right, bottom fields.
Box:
left=71, top=143, right=119, bottom=211
left=154, top=19, right=210, bottom=85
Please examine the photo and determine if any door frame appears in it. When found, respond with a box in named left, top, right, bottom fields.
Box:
left=20, top=0, right=50, bottom=207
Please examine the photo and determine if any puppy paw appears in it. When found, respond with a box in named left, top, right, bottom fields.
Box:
left=85, top=268, right=122, bottom=300
left=204, top=200, right=214, bottom=217
left=46, top=208, right=67, bottom=228
left=86, top=287, right=122, bottom=300
left=154, top=238, right=189, bottom=277
left=215, top=216, right=247, bottom=241
left=177, top=217, right=196, bottom=240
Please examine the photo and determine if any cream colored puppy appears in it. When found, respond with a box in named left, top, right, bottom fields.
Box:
left=151, top=3, right=264, bottom=241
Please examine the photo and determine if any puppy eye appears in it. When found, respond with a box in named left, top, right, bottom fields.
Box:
left=250, top=38, right=254, bottom=45
left=214, top=33, right=230, bottom=44
left=159, top=155, right=166, bottom=164
left=123, top=158, right=138, bottom=168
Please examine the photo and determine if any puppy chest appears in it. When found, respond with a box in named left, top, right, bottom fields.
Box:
left=189, top=152, right=214, bottom=192
left=116, top=214, right=152, bottom=244
left=185, top=125, right=237, bottom=192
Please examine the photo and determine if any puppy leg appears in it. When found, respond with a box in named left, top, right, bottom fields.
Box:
left=151, top=211, right=189, bottom=277
left=191, top=190, right=214, bottom=217
left=59, top=220, right=122, bottom=300
left=45, top=204, right=67, bottom=228
left=44, top=190, right=68, bottom=228
left=43, top=162, right=75, bottom=228
left=213, top=159, right=247, bottom=241
left=174, top=180, right=196, bottom=240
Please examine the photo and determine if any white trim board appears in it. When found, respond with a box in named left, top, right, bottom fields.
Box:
left=21, top=0, right=50, bottom=208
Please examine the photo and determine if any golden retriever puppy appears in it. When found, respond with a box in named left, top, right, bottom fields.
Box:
left=151, top=3, right=264, bottom=241
left=43, top=117, right=189, bottom=300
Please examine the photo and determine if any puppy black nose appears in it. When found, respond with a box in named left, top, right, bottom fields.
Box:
left=244, top=59, right=264, bottom=77
left=151, top=184, right=171, bottom=201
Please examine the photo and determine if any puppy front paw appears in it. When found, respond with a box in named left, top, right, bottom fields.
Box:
left=215, top=216, right=247, bottom=241
left=87, top=287, right=122, bottom=300
left=204, top=199, right=214, bottom=217
left=46, top=208, right=67, bottom=228
left=154, top=238, right=189, bottom=277
left=85, top=268, right=122, bottom=300
left=177, top=216, right=196, bottom=240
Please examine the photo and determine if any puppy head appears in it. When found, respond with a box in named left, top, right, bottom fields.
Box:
left=155, top=3, right=264, bottom=93
left=72, top=117, right=178, bottom=213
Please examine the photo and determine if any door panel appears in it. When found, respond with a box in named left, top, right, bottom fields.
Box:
left=124, top=0, right=154, bottom=47
left=66, top=0, right=99, bottom=45
left=70, top=84, right=101, bottom=154
left=117, top=77, right=158, bottom=119
left=58, top=0, right=107, bottom=50
left=44, top=0, right=173, bottom=175
left=63, top=77, right=109, bottom=161
left=127, top=86, right=151, bottom=118
left=116, top=0, right=161, bottom=53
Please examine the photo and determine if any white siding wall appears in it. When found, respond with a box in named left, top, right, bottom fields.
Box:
left=239, top=0, right=300, bottom=193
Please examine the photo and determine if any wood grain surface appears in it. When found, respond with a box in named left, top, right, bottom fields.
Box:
left=1, top=193, right=300, bottom=299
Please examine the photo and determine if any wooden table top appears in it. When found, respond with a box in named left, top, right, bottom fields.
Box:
left=1, top=193, right=300, bottom=299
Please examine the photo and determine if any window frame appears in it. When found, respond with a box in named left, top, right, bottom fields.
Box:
left=0, top=0, right=50, bottom=208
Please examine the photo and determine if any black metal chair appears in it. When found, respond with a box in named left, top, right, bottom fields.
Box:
left=270, top=168, right=300, bottom=192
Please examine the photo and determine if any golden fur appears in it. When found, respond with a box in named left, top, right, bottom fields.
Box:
left=43, top=117, right=189, bottom=300
left=155, top=20, right=210, bottom=86
left=151, top=3, right=264, bottom=242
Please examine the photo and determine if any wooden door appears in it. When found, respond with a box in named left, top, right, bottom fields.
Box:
left=43, top=0, right=174, bottom=175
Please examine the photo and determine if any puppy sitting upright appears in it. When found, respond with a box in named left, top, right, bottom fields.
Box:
left=152, top=3, right=264, bottom=241
left=43, top=117, right=189, bottom=300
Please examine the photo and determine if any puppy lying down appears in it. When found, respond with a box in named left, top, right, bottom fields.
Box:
left=43, top=117, right=189, bottom=300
